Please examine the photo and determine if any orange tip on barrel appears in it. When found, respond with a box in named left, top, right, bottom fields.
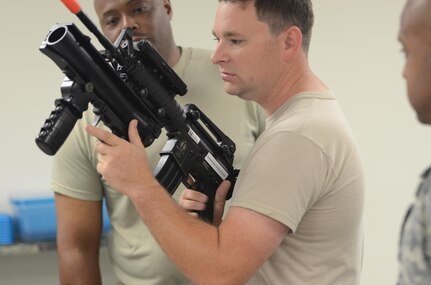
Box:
left=61, top=0, right=81, bottom=14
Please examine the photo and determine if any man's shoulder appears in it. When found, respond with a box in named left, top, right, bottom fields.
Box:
left=175, top=46, right=219, bottom=85
left=178, top=46, right=214, bottom=67
left=416, top=166, right=431, bottom=197
left=181, top=46, right=212, bottom=57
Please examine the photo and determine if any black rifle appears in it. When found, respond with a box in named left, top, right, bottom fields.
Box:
left=35, top=1, right=238, bottom=223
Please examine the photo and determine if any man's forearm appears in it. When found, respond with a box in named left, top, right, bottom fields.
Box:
left=128, top=183, right=227, bottom=284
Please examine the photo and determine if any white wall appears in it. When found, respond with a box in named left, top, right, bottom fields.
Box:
left=1, top=0, right=429, bottom=284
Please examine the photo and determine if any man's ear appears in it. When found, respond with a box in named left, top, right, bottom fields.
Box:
left=164, top=0, right=173, bottom=19
left=281, top=26, right=303, bottom=59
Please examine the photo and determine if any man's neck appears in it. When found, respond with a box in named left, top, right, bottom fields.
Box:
left=165, top=45, right=182, bottom=67
left=263, top=67, right=329, bottom=115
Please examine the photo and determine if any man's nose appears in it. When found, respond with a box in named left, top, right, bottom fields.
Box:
left=211, top=42, right=226, bottom=65
left=121, top=16, right=139, bottom=30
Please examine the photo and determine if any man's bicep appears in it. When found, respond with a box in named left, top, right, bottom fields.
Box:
left=55, top=193, right=103, bottom=246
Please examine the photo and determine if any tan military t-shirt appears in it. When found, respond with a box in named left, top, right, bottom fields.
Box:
left=231, top=92, right=364, bottom=285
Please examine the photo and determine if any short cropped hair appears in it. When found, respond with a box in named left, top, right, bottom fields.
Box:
left=219, top=0, right=314, bottom=52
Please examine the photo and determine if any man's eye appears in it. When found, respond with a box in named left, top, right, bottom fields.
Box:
left=231, top=39, right=243, bottom=45
left=135, top=5, right=150, bottom=14
left=105, top=17, right=119, bottom=27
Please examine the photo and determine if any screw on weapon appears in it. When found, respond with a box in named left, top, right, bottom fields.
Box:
left=157, top=108, right=166, bottom=118
left=85, top=82, right=95, bottom=93
left=140, top=88, right=148, bottom=98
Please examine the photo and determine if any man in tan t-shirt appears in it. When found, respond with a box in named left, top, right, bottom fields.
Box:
left=86, top=0, right=365, bottom=284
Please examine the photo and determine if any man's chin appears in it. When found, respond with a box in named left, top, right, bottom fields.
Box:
left=416, top=112, right=431, bottom=125
left=223, top=84, right=240, bottom=96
